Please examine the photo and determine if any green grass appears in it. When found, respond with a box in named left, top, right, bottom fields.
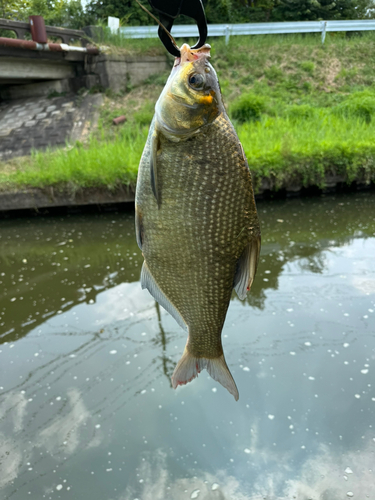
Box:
left=2, top=32, right=375, bottom=192
left=239, top=111, right=375, bottom=190
left=0, top=126, right=147, bottom=191
left=87, top=23, right=165, bottom=56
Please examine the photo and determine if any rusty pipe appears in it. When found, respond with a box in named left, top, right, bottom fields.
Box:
left=113, top=115, right=127, bottom=125
left=0, top=37, right=99, bottom=54
left=29, top=15, right=48, bottom=43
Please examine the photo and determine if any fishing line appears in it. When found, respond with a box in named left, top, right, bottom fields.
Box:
left=134, top=0, right=180, bottom=53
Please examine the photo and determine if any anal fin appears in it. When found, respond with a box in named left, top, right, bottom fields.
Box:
left=234, top=234, right=261, bottom=300
left=141, top=262, right=187, bottom=331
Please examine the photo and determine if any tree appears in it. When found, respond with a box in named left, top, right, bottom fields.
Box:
left=22, top=0, right=86, bottom=29
left=204, top=0, right=278, bottom=23
left=2, top=0, right=374, bottom=28
left=84, top=0, right=155, bottom=26
left=0, top=0, right=29, bottom=19
left=83, top=0, right=278, bottom=25
left=272, top=0, right=374, bottom=21
left=0, top=0, right=86, bottom=29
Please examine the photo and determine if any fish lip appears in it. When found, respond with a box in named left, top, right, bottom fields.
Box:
left=168, top=92, right=200, bottom=110
left=179, top=43, right=211, bottom=64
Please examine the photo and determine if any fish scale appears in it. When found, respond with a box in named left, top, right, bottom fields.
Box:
left=135, top=43, right=260, bottom=399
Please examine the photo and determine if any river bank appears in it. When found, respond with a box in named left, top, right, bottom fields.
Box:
left=1, top=33, right=375, bottom=210
left=0, top=175, right=373, bottom=213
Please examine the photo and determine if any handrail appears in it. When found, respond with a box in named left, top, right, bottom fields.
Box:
left=116, top=19, right=375, bottom=44
left=0, top=18, right=90, bottom=46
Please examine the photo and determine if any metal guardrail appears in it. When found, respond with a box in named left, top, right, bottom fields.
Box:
left=116, top=20, right=375, bottom=44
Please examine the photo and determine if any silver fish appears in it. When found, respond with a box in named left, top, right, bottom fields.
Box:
left=135, top=43, right=261, bottom=400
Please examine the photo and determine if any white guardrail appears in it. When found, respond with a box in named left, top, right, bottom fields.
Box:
left=108, top=18, right=375, bottom=44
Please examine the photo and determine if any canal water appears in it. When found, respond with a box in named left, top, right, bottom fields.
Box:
left=0, top=192, right=374, bottom=500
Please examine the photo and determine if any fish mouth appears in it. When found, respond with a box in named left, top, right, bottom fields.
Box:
left=168, top=92, right=200, bottom=110
left=179, top=43, right=211, bottom=65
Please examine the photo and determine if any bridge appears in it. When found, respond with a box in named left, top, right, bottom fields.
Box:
left=0, top=18, right=100, bottom=99
left=0, top=17, right=167, bottom=165
left=0, top=17, right=167, bottom=99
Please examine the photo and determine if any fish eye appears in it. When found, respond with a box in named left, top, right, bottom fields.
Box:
left=188, top=73, right=205, bottom=90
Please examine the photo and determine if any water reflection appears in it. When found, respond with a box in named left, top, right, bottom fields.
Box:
left=2, top=195, right=374, bottom=344
left=0, top=213, right=141, bottom=344
left=118, top=443, right=375, bottom=499
left=0, top=193, right=375, bottom=500
left=154, top=302, right=174, bottom=386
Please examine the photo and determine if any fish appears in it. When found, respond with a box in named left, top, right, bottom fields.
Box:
left=135, top=43, right=261, bottom=400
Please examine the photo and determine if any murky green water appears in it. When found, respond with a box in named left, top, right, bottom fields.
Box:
left=1, top=192, right=375, bottom=500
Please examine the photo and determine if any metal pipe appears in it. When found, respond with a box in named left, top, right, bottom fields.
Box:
left=0, top=37, right=99, bottom=54
left=29, top=15, right=48, bottom=43
left=113, top=115, right=127, bottom=125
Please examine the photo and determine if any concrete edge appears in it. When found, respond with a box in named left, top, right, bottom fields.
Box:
left=0, top=176, right=373, bottom=212
left=0, top=185, right=135, bottom=212
left=97, top=54, right=167, bottom=63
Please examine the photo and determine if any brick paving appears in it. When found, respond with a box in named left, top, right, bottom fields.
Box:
left=0, top=94, right=101, bottom=161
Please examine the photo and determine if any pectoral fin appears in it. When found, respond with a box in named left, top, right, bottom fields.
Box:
left=150, top=130, right=160, bottom=206
left=234, top=234, right=261, bottom=300
left=141, top=262, right=187, bottom=331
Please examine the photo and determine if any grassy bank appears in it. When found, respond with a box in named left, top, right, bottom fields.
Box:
left=1, top=32, right=375, bottom=193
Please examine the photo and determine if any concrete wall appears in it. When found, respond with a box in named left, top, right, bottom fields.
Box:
left=0, top=52, right=168, bottom=99
left=94, top=54, right=168, bottom=93
left=1, top=56, right=75, bottom=81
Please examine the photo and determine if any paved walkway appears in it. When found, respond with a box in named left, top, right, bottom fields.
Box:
left=0, top=93, right=102, bottom=161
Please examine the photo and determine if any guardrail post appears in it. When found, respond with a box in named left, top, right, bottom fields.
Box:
left=108, top=16, right=120, bottom=34
left=225, top=25, right=230, bottom=44
left=321, top=21, right=327, bottom=44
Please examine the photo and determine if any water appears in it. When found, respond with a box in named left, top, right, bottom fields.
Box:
left=1, top=192, right=375, bottom=500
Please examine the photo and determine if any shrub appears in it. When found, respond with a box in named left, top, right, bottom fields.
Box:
left=300, top=61, right=315, bottom=74
left=333, top=91, right=375, bottom=123
left=264, top=65, right=284, bottom=82
left=286, top=104, right=316, bottom=121
left=230, top=93, right=267, bottom=123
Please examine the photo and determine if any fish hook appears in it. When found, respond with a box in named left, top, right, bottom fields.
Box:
left=147, top=0, right=208, bottom=57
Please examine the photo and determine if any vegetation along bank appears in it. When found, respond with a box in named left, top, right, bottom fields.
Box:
left=1, top=32, right=375, bottom=204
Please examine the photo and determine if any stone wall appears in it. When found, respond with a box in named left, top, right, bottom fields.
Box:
left=0, top=93, right=103, bottom=160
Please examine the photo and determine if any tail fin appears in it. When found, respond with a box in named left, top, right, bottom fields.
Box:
left=171, top=347, right=239, bottom=401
